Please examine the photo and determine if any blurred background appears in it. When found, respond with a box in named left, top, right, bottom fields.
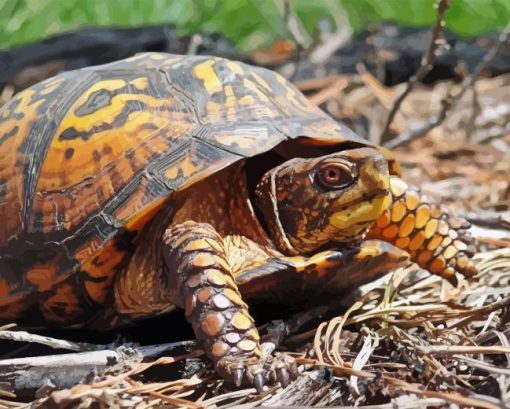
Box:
left=2, top=0, right=510, bottom=93
left=2, top=0, right=510, bottom=51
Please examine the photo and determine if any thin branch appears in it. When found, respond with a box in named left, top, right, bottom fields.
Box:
left=384, top=20, right=510, bottom=150
left=0, top=329, right=96, bottom=352
left=380, top=0, right=451, bottom=140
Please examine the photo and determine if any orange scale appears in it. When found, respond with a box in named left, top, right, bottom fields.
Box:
left=404, top=191, right=420, bottom=211
left=408, top=232, right=426, bottom=251
left=232, top=312, right=252, bottom=331
left=395, top=237, right=410, bottom=249
left=376, top=211, right=391, bottom=228
left=201, top=312, right=225, bottom=337
left=437, top=220, right=449, bottom=236
left=415, top=205, right=430, bottom=229
left=371, top=226, right=383, bottom=235
left=430, top=207, right=442, bottom=218
left=417, top=251, right=433, bottom=265
left=382, top=225, right=399, bottom=239
left=390, top=177, right=408, bottom=197
left=424, top=219, right=438, bottom=239
left=426, top=234, right=443, bottom=251
left=443, top=245, right=458, bottom=260
left=429, top=257, right=446, bottom=274
left=398, top=214, right=415, bottom=238
left=391, top=200, right=407, bottom=223
left=441, top=267, right=456, bottom=278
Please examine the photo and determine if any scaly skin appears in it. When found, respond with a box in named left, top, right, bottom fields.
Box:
left=368, top=177, right=477, bottom=284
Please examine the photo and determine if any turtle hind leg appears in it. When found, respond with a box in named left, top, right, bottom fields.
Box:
left=162, top=221, right=294, bottom=390
left=368, top=176, right=478, bottom=284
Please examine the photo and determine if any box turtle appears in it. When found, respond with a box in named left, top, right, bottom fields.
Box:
left=0, top=53, right=477, bottom=390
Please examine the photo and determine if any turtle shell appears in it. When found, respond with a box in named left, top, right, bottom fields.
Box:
left=0, top=53, right=397, bottom=314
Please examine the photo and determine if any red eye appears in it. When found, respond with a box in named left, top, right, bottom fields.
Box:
left=316, top=165, right=354, bottom=190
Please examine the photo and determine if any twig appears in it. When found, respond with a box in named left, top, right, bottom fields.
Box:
left=280, top=0, right=310, bottom=81
left=380, top=0, right=451, bottom=140
left=0, top=330, right=96, bottom=352
left=294, top=74, right=347, bottom=91
left=308, top=77, right=349, bottom=106
left=416, top=345, right=510, bottom=356
left=384, top=19, right=510, bottom=149
left=453, top=355, right=510, bottom=376
left=463, top=211, right=510, bottom=231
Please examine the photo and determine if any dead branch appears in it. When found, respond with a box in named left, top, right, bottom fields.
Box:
left=0, top=340, right=196, bottom=398
left=453, top=355, right=510, bottom=376
left=0, top=329, right=96, bottom=352
left=0, top=347, right=141, bottom=396
left=259, top=369, right=338, bottom=407
left=294, top=74, right=347, bottom=91
left=308, top=77, right=349, bottom=106
left=384, top=20, right=510, bottom=149
left=464, top=211, right=510, bottom=231
left=416, top=345, right=510, bottom=356
left=260, top=397, right=467, bottom=409
left=380, top=0, right=451, bottom=140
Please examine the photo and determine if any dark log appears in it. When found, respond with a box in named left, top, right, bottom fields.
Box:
left=0, top=26, right=244, bottom=92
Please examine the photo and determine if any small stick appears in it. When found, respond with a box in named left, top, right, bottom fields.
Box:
left=416, top=345, right=510, bottom=356
left=463, top=211, right=510, bottom=231
left=308, top=77, right=349, bottom=106
left=294, top=74, right=347, bottom=92
left=453, top=355, right=510, bottom=376
left=0, top=330, right=96, bottom=352
left=380, top=0, right=451, bottom=140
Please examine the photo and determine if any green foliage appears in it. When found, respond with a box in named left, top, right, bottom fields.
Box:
left=1, top=0, right=509, bottom=51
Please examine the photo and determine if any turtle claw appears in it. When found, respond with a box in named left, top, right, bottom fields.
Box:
left=276, top=366, right=290, bottom=388
left=221, top=354, right=296, bottom=392
left=253, top=372, right=265, bottom=393
left=233, top=367, right=244, bottom=387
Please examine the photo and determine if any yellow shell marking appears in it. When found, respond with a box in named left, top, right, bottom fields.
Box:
left=193, top=60, right=222, bottom=94
left=223, top=85, right=237, bottom=108
left=226, top=61, right=244, bottom=75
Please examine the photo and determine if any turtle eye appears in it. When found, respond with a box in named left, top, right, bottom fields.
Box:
left=315, top=164, right=354, bottom=191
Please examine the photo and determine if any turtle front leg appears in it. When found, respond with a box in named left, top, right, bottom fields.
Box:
left=162, top=221, right=294, bottom=390
left=367, top=176, right=478, bottom=284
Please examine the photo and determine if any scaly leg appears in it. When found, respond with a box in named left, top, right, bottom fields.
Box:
left=368, top=176, right=477, bottom=283
left=162, top=221, right=294, bottom=390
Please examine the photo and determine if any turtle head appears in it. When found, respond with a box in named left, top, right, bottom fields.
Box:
left=255, top=147, right=392, bottom=255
